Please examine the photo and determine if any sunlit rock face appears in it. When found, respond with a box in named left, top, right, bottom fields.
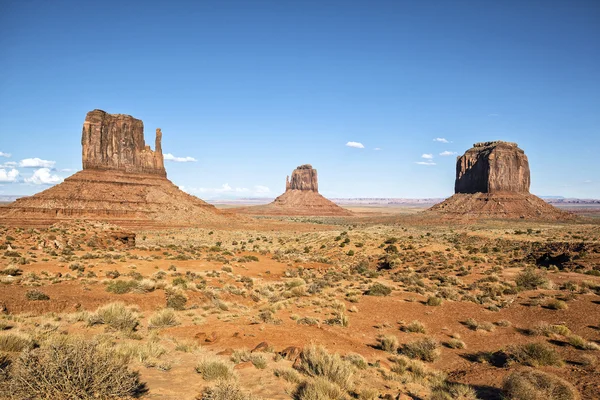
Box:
left=455, top=141, right=530, bottom=194
left=285, top=164, right=318, bottom=192
left=82, top=109, right=166, bottom=176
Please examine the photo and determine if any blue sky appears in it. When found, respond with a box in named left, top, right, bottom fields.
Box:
left=1, top=0, right=599, bottom=199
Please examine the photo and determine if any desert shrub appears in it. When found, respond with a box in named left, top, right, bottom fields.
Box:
left=426, top=296, right=443, bottom=306
left=195, top=357, right=235, bottom=381
left=200, top=380, right=259, bottom=400
left=502, top=369, right=578, bottom=400
left=401, top=337, right=441, bottom=362
left=106, top=279, right=139, bottom=294
left=515, top=268, right=549, bottom=290
left=297, top=345, right=354, bottom=390
left=364, top=283, right=392, bottom=296
left=25, top=289, right=50, bottom=301
left=297, top=317, right=320, bottom=327
left=464, top=318, right=495, bottom=332
left=343, top=353, right=368, bottom=369
left=87, top=302, right=139, bottom=332
left=430, top=382, right=478, bottom=400
left=508, top=342, right=563, bottom=367
left=530, top=323, right=571, bottom=337
left=0, top=332, right=34, bottom=352
left=148, top=308, right=179, bottom=329
left=377, top=334, right=399, bottom=353
left=115, top=341, right=166, bottom=364
left=566, top=334, right=600, bottom=350
left=230, top=349, right=267, bottom=369
left=293, top=377, right=346, bottom=400
left=546, top=299, right=568, bottom=310
left=445, top=338, right=466, bottom=349
left=401, top=320, right=426, bottom=333
left=0, top=266, right=22, bottom=276
left=274, top=367, right=301, bottom=383
left=166, top=289, right=188, bottom=310
left=5, top=336, right=145, bottom=399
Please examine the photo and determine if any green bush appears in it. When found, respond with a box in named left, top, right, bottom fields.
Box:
left=195, top=357, right=234, bottom=381
left=87, top=302, right=139, bottom=332
left=365, top=283, right=392, bottom=296
left=515, top=268, right=549, bottom=290
left=106, top=280, right=139, bottom=294
left=508, top=342, right=563, bottom=367
left=25, top=289, right=50, bottom=301
left=401, top=337, right=441, bottom=362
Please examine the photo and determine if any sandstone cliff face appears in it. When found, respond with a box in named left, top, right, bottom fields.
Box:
left=82, top=109, right=166, bottom=176
left=455, top=141, right=530, bottom=194
left=286, top=164, right=318, bottom=192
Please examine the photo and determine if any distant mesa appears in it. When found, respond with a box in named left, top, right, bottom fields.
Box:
left=429, top=141, right=574, bottom=220
left=286, top=164, right=318, bottom=192
left=237, top=164, right=352, bottom=216
left=0, top=109, right=231, bottom=228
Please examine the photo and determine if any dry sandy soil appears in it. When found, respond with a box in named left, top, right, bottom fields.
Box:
left=0, top=206, right=599, bottom=399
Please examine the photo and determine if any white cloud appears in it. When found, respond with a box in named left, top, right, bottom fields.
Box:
left=346, top=141, right=365, bottom=149
left=19, top=158, right=56, bottom=168
left=0, top=152, right=11, bottom=158
left=439, top=151, right=457, bottom=156
left=163, top=153, right=197, bottom=162
left=433, top=138, right=449, bottom=143
left=374, top=148, right=381, bottom=151
left=421, top=153, right=433, bottom=159
left=415, top=161, right=436, bottom=166
left=0, top=168, right=19, bottom=182
left=24, top=168, right=63, bottom=185
left=60, top=168, right=75, bottom=172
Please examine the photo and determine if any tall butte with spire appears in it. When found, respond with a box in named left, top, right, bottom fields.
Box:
left=428, top=141, right=573, bottom=220
left=238, top=164, right=352, bottom=216
left=0, top=109, right=230, bottom=228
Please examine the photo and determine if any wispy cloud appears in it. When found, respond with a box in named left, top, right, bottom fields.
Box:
left=0, top=168, right=19, bottom=182
left=163, top=153, right=197, bottom=162
left=439, top=151, right=457, bottom=156
left=421, top=153, right=433, bottom=159
left=0, top=152, right=11, bottom=158
left=433, top=138, right=449, bottom=143
left=24, top=168, right=63, bottom=185
left=346, top=141, right=365, bottom=149
left=415, top=161, right=436, bottom=166
left=374, top=148, right=381, bottom=151
left=19, top=158, right=56, bottom=168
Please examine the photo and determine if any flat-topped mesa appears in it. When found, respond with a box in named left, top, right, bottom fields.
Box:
left=285, top=164, right=318, bottom=192
left=455, top=141, right=530, bottom=194
left=82, top=109, right=166, bottom=177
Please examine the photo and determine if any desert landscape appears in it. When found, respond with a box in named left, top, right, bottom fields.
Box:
left=0, top=110, right=599, bottom=400
left=2, top=2, right=599, bottom=399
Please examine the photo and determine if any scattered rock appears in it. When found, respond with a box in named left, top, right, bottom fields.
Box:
left=251, top=341, right=270, bottom=353
left=279, top=346, right=302, bottom=362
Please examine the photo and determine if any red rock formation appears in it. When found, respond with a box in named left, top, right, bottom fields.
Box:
left=0, top=110, right=236, bottom=228
left=82, top=109, right=166, bottom=176
left=455, top=141, right=530, bottom=194
left=237, top=164, right=352, bottom=216
left=429, top=141, right=573, bottom=220
left=286, top=164, right=318, bottom=192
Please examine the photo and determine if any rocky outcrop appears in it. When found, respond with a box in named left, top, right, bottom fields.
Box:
left=455, top=141, right=530, bottom=194
left=0, top=109, right=237, bottom=228
left=82, top=109, right=166, bottom=176
left=428, top=141, right=573, bottom=221
left=237, top=164, right=352, bottom=216
left=286, top=164, right=318, bottom=192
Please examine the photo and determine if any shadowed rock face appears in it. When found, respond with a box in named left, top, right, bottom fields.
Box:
left=82, top=109, right=166, bottom=176
left=455, top=141, right=530, bottom=194
left=285, top=164, right=318, bottom=192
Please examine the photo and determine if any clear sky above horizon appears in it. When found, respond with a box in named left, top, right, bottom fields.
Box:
left=1, top=0, right=599, bottom=199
